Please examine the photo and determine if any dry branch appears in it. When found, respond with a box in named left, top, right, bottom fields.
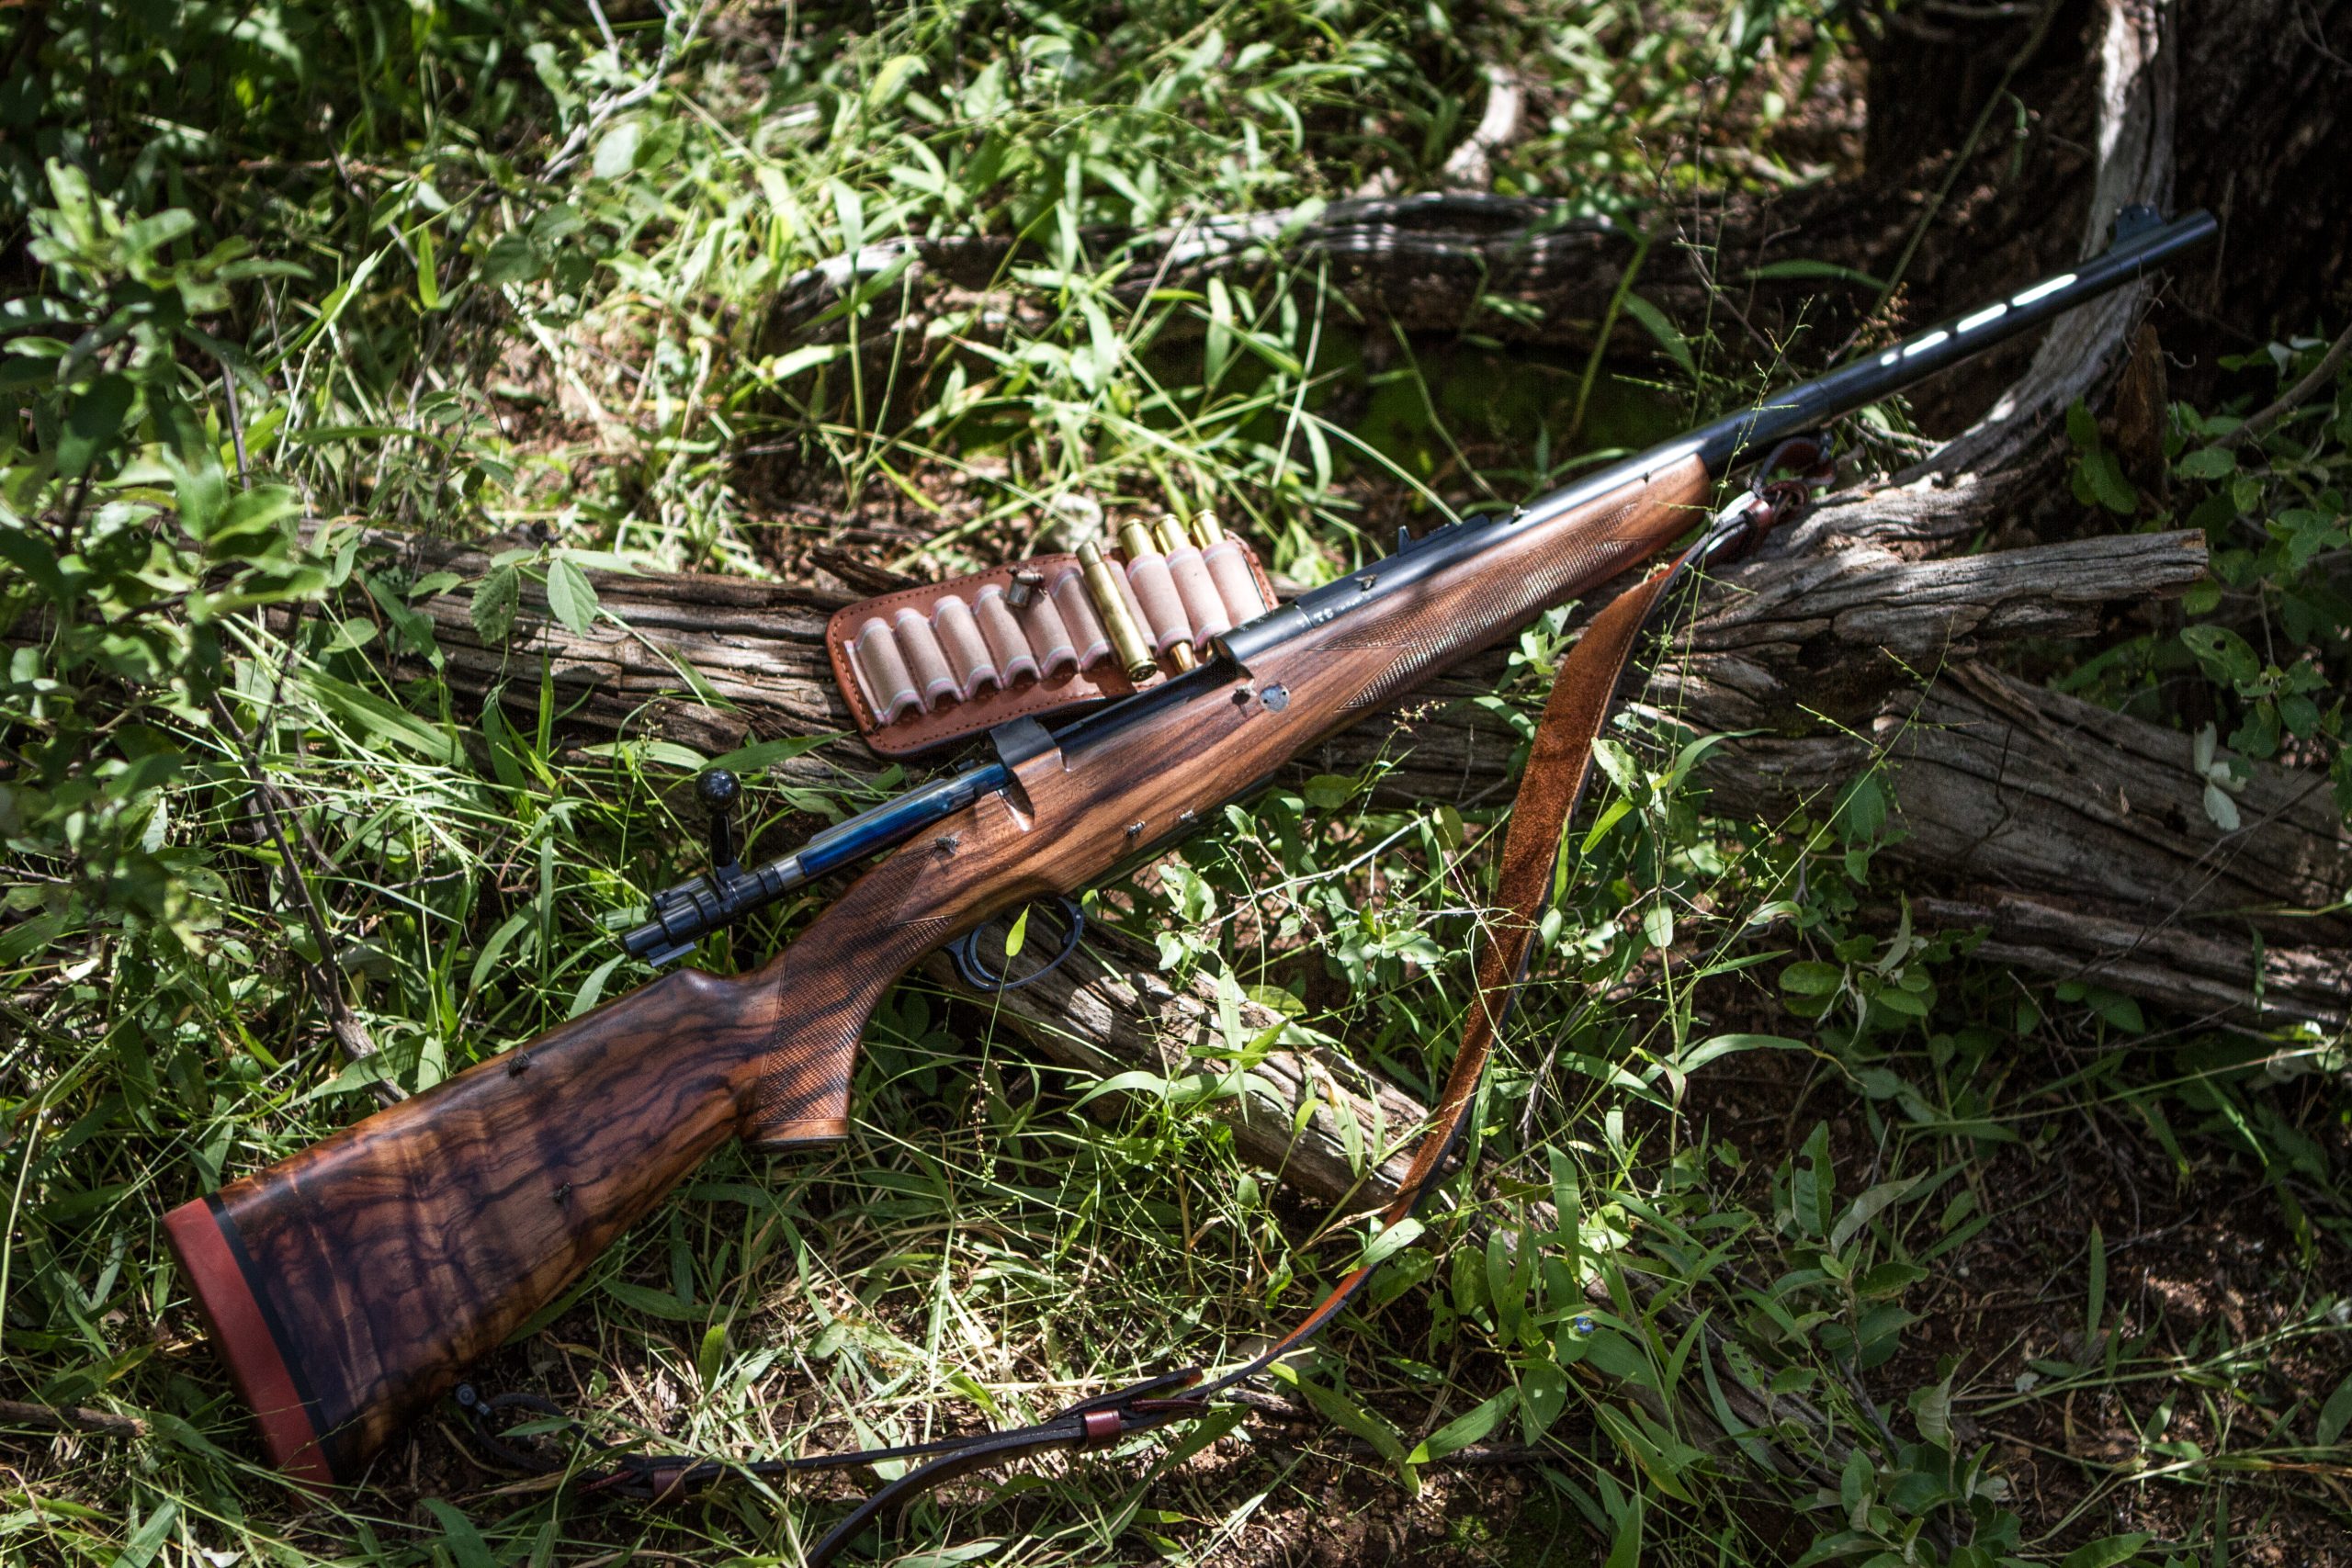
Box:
left=0, top=1399, right=149, bottom=1438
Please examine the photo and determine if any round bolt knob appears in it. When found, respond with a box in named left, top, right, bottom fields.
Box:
left=697, top=769, right=740, bottom=809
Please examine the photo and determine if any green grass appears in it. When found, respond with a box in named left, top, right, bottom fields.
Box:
left=5, top=2, right=2350, bottom=1564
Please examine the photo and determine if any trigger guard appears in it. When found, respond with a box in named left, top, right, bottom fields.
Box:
left=947, top=896, right=1086, bottom=993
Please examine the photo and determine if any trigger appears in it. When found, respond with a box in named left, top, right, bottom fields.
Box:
left=947, top=896, right=1087, bottom=993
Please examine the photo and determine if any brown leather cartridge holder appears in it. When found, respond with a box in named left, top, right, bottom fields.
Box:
left=826, top=540, right=1276, bottom=757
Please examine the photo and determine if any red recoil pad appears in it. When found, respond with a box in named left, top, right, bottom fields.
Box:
left=164, top=1194, right=339, bottom=1485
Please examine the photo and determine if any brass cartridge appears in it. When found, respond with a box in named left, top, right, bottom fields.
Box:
left=1150, top=517, right=1191, bottom=555
left=1187, top=510, right=1224, bottom=548
left=1117, top=521, right=1195, bottom=671
left=1114, top=519, right=1158, bottom=562
left=1078, top=540, right=1158, bottom=682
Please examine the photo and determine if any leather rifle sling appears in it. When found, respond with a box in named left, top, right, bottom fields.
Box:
left=789, top=535, right=1716, bottom=1562
left=461, top=495, right=1781, bottom=1562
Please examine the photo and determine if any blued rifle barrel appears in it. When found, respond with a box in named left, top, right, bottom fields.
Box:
left=1218, top=206, right=2215, bottom=671
left=1683, top=207, right=2217, bottom=470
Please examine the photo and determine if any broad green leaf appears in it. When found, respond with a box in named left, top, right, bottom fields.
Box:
left=1601, top=1488, right=1643, bottom=1568
left=1302, top=773, right=1354, bottom=809
left=578, top=739, right=709, bottom=771
left=592, top=118, right=643, bottom=180
left=829, top=178, right=865, bottom=254
left=2080, top=986, right=2145, bottom=1032
left=1830, top=1175, right=1920, bottom=1250
left=710, top=734, right=835, bottom=774
left=1579, top=795, right=1634, bottom=853
left=420, top=1500, right=494, bottom=1568
left=1204, top=276, right=1235, bottom=386
left=2061, top=1534, right=2151, bottom=1568
left=203, top=483, right=300, bottom=555
left=1355, top=1215, right=1425, bottom=1270
left=1744, top=259, right=1886, bottom=288
left=697, top=1324, right=729, bottom=1388
left=302, top=670, right=461, bottom=764
left=469, top=910, right=535, bottom=994
left=115, top=1501, right=177, bottom=1568
left=2203, top=780, right=2243, bottom=831
left=416, top=222, right=440, bottom=309
left=866, top=53, right=927, bottom=107
left=2181, top=624, right=2260, bottom=686
left=1519, top=1360, right=1568, bottom=1444
left=1673, top=1034, right=1804, bottom=1076
left=545, top=557, right=599, bottom=634
left=0, top=526, right=66, bottom=601
left=762, top=343, right=842, bottom=383
left=602, top=1280, right=704, bottom=1321
left=481, top=231, right=543, bottom=287
left=1621, top=292, right=1695, bottom=376
left=2078, top=446, right=2138, bottom=514
left=2066, top=399, right=2101, bottom=451
left=1779, top=961, right=1844, bottom=997
left=1285, top=1373, right=1403, bottom=1462
left=472, top=562, right=522, bottom=645
left=1839, top=773, right=1888, bottom=840
left=1069, top=1068, right=1178, bottom=1109
left=2315, top=1371, right=2352, bottom=1446
left=1853, top=1261, right=1928, bottom=1298
left=1909, top=1371, right=1954, bottom=1447
left=569, top=953, right=625, bottom=1018
left=2174, top=445, right=2235, bottom=480
left=1871, top=985, right=1929, bottom=1020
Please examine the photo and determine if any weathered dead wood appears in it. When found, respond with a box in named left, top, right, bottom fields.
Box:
left=388, top=514, right=2201, bottom=756
left=1696, top=666, right=2352, bottom=1034
left=0, top=1399, right=149, bottom=1438
left=765, top=195, right=1653, bottom=361
left=1917, top=891, right=2351, bottom=1037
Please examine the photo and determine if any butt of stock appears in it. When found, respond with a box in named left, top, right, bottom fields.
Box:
left=162, top=962, right=846, bottom=1482
left=166, top=824, right=1009, bottom=1480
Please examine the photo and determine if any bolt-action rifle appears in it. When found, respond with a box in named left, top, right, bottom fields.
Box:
left=163, top=208, right=2215, bottom=1557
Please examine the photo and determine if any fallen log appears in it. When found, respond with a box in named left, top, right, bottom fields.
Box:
left=365, top=497, right=2352, bottom=1035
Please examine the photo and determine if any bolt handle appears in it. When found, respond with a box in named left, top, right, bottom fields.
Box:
left=698, top=769, right=741, bottom=872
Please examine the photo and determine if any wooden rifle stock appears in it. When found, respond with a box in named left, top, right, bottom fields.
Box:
left=164, top=456, right=1708, bottom=1483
